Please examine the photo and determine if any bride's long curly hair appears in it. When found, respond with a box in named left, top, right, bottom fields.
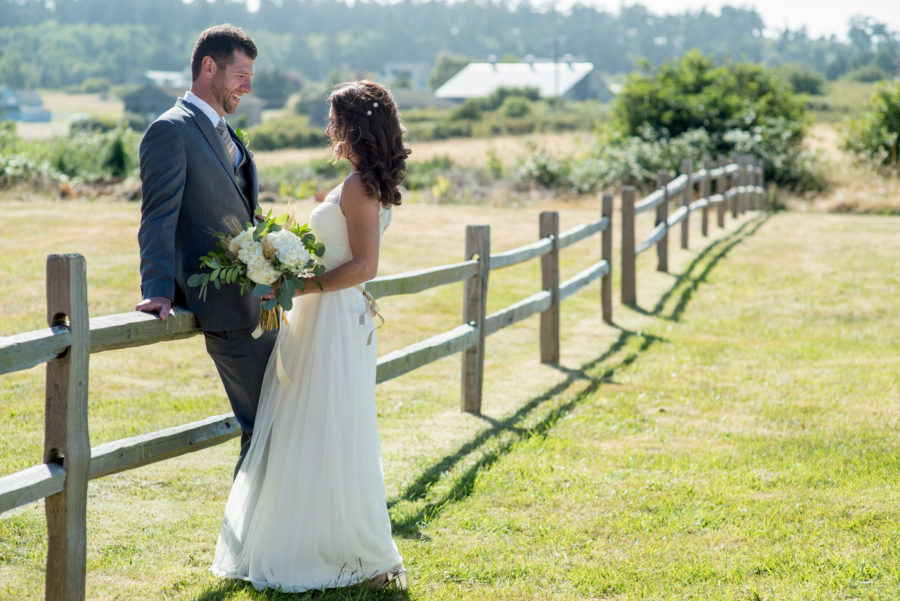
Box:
left=329, top=80, right=411, bottom=207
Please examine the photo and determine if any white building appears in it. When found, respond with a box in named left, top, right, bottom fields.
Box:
left=435, top=60, right=607, bottom=102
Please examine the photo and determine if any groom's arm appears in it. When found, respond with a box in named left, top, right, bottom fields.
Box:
left=136, top=118, right=186, bottom=319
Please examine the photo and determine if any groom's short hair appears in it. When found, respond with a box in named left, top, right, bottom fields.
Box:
left=191, top=24, right=258, bottom=81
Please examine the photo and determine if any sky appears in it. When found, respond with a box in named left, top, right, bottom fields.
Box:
left=561, top=0, right=900, bottom=40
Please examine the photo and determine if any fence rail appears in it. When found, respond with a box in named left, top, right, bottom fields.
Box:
left=0, top=154, right=763, bottom=601
left=621, top=153, right=765, bottom=304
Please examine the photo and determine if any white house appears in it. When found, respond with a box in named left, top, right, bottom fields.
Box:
left=435, top=60, right=607, bottom=102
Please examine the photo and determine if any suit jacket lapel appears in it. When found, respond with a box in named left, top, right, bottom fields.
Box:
left=176, top=98, right=256, bottom=217
left=229, top=126, right=257, bottom=216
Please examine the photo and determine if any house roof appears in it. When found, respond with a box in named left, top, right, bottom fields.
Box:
left=435, top=61, right=594, bottom=99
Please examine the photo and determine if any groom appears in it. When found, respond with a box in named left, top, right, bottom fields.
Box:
left=135, top=24, right=277, bottom=472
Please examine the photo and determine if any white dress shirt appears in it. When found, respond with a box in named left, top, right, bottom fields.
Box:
left=184, top=91, right=243, bottom=168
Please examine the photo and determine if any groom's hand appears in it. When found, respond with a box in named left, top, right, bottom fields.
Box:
left=135, top=296, right=173, bottom=320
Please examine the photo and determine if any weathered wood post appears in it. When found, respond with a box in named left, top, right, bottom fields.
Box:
left=716, top=154, right=728, bottom=228
left=680, top=159, right=692, bottom=250
left=620, top=186, right=636, bottom=305
left=756, top=157, right=764, bottom=210
left=539, top=211, right=560, bottom=364
left=601, top=194, right=613, bottom=324
left=462, top=225, right=490, bottom=413
left=759, top=157, right=766, bottom=210
left=656, top=170, right=669, bottom=273
left=700, top=155, right=712, bottom=237
left=729, top=154, right=740, bottom=218
left=740, top=155, right=749, bottom=215
left=44, top=254, right=90, bottom=601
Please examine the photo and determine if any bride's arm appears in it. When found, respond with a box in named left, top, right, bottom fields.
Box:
left=295, top=174, right=381, bottom=295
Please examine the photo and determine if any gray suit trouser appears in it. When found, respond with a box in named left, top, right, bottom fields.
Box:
left=203, top=326, right=278, bottom=433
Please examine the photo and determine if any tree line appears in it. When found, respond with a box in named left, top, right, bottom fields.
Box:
left=0, top=0, right=897, bottom=91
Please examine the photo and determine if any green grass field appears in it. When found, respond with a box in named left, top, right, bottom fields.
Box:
left=1, top=198, right=898, bottom=600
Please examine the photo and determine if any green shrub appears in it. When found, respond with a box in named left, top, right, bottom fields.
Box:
left=778, top=64, right=826, bottom=95
left=598, top=50, right=824, bottom=193
left=724, top=121, right=829, bottom=193
left=404, top=155, right=456, bottom=191
left=844, top=64, right=890, bottom=83
left=70, top=113, right=147, bottom=134
left=614, top=51, right=807, bottom=151
left=499, top=96, right=533, bottom=119
left=514, top=142, right=573, bottom=190
left=484, top=86, right=541, bottom=111
left=451, top=98, right=484, bottom=120
left=246, top=113, right=325, bottom=150
left=79, top=77, right=111, bottom=94
left=843, top=80, right=900, bottom=172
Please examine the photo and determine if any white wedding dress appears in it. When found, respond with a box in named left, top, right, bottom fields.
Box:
left=211, top=178, right=402, bottom=592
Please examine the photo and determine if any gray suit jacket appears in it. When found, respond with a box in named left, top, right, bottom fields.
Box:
left=138, top=98, right=260, bottom=332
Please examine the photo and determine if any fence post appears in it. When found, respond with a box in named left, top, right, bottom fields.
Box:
left=729, top=153, right=740, bottom=218
left=656, top=170, right=669, bottom=273
left=741, top=155, right=750, bottom=214
left=680, top=159, right=692, bottom=250
left=462, top=225, right=490, bottom=414
left=716, top=154, right=728, bottom=228
left=601, top=194, right=613, bottom=324
left=700, top=155, right=711, bottom=237
left=756, top=157, right=764, bottom=210
left=44, top=254, right=90, bottom=601
left=539, top=211, right=560, bottom=364
left=620, top=186, right=636, bottom=305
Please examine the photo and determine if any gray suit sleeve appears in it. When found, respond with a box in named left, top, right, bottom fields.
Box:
left=138, top=119, right=186, bottom=301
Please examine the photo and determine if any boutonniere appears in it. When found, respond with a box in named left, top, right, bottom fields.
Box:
left=235, top=128, right=253, bottom=157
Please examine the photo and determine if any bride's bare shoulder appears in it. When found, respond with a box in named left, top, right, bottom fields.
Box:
left=340, top=172, right=378, bottom=207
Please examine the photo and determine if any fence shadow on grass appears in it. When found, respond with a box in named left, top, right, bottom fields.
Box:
left=653, top=213, right=770, bottom=322
left=188, top=212, right=769, bottom=600
left=386, top=325, right=666, bottom=541
left=386, top=212, right=770, bottom=540
left=630, top=212, right=770, bottom=321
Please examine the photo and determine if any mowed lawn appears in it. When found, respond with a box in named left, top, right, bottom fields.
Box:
left=0, top=196, right=898, bottom=600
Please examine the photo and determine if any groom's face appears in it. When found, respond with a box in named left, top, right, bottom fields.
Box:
left=211, top=50, right=254, bottom=115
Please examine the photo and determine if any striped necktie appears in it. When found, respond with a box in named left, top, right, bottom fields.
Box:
left=216, top=118, right=237, bottom=168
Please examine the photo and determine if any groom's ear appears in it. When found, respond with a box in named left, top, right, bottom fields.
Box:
left=201, top=55, right=218, bottom=78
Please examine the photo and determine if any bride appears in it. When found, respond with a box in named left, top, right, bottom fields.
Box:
left=211, top=80, right=411, bottom=592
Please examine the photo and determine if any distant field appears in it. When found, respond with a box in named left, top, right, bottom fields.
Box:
left=254, top=131, right=592, bottom=170
left=808, top=80, right=879, bottom=123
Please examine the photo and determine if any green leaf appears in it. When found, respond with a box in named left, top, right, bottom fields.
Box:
left=263, top=297, right=278, bottom=311
left=212, top=279, right=221, bottom=290
left=186, top=273, right=207, bottom=287
left=314, top=243, right=326, bottom=257
left=211, top=268, right=220, bottom=280
left=313, top=264, right=326, bottom=276
left=277, top=284, right=294, bottom=312
left=253, top=283, right=272, bottom=297
left=282, top=277, right=296, bottom=300
left=301, top=233, right=315, bottom=246
left=254, top=221, right=267, bottom=240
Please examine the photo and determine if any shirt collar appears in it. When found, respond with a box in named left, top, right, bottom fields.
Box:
left=183, top=91, right=222, bottom=128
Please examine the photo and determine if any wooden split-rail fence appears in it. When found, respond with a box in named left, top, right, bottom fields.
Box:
left=0, top=154, right=764, bottom=601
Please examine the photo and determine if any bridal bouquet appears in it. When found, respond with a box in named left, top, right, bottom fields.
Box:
left=187, top=208, right=326, bottom=332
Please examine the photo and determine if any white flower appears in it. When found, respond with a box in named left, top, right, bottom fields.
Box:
left=267, top=229, right=312, bottom=273
left=245, top=253, right=280, bottom=285
left=229, top=229, right=255, bottom=255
